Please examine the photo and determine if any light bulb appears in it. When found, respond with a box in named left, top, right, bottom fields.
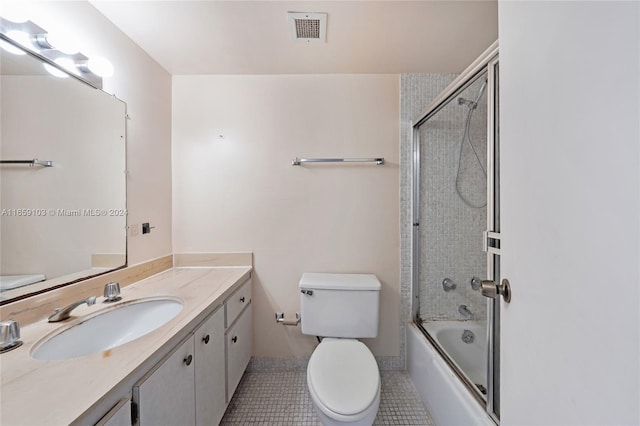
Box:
left=87, top=56, right=113, bottom=77
left=43, top=63, right=68, bottom=78
left=6, top=30, right=33, bottom=49
left=54, top=57, right=79, bottom=76
left=0, top=39, right=25, bottom=55
left=44, top=32, right=78, bottom=55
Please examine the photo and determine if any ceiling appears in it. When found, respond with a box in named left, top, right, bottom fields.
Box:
left=90, top=1, right=498, bottom=75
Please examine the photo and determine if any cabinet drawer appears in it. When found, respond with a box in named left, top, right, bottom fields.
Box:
left=226, top=305, right=252, bottom=402
left=225, top=279, right=251, bottom=327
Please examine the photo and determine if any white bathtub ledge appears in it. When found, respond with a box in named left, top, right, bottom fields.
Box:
left=407, top=323, right=494, bottom=426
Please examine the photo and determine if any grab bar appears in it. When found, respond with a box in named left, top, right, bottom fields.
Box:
left=291, top=157, right=384, bottom=166
left=0, top=159, right=53, bottom=167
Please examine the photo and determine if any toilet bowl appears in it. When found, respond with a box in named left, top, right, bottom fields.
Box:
left=299, top=272, right=382, bottom=425
left=307, top=338, right=380, bottom=425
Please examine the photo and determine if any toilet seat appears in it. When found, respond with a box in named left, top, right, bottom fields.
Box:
left=307, top=339, right=380, bottom=420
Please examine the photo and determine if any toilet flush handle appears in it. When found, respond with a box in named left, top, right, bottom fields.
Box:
left=300, top=289, right=313, bottom=296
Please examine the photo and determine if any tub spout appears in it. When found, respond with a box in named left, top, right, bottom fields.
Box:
left=458, top=305, right=473, bottom=319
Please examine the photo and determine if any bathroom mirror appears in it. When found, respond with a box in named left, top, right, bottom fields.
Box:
left=0, top=45, right=126, bottom=303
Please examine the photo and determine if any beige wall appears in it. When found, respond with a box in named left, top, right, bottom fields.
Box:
left=172, top=75, right=400, bottom=358
left=26, top=1, right=172, bottom=265
left=15, top=3, right=401, bottom=361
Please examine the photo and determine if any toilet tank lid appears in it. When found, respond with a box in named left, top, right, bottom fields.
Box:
left=299, top=273, right=381, bottom=291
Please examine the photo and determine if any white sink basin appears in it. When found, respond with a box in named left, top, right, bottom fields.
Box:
left=32, top=298, right=183, bottom=361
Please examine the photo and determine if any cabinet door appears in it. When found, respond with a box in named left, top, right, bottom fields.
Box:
left=194, top=306, right=226, bottom=426
left=133, top=335, right=195, bottom=426
left=226, top=304, right=252, bottom=402
left=95, top=398, right=131, bottom=426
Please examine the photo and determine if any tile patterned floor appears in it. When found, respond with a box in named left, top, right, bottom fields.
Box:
left=220, top=370, right=434, bottom=425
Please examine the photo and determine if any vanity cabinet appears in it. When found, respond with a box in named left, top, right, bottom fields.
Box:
left=226, top=299, right=252, bottom=401
left=133, top=334, right=196, bottom=425
left=132, top=278, right=252, bottom=426
left=96, top=398, right=132, bottom=426
left=195, top=305, right=226, bottom=425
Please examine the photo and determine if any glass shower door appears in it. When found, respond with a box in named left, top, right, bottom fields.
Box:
left=412, top=52, right=501, bottom=422
left=485, top=57, right=501, bottom=422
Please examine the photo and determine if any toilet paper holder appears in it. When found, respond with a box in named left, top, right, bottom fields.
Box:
left=275, top=312, right=301, bottom=326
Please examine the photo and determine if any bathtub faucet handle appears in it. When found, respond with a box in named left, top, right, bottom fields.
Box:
left=470, top=277, right=482, bottom=291
left=442, top=278, right=456, bottom=292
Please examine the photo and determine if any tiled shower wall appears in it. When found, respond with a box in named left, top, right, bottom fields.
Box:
left=400, top=74, right=488, bottom=327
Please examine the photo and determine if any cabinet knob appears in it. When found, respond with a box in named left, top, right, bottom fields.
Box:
left=240, top=297, right=245, bottom=303
left=184, top=354, right=193, bottom=366
left=202, top=334, right=210, bottom=344
left=231, top=336, right=238, bottom=343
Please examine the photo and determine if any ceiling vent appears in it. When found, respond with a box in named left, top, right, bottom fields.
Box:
left=288, top=12, right=327, bottom=43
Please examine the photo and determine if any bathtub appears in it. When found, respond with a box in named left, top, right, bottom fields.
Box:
left=407, top=322, right=494, bottom=426
left=422, top=320, right=487, bottom=390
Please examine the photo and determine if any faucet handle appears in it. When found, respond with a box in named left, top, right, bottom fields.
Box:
left=0, top=320, right=23, bottom=353
left=103, top=282, right=121, bottom=303
left=470, top=276, right=482, bottom=291
left=442, top=278, right=456, bottom=292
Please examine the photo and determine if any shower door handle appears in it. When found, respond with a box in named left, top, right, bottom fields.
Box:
left=480, top=279, right=511, bottom=303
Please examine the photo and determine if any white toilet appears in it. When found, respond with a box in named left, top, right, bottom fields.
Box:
left=299, top=272, right=382, bottom=426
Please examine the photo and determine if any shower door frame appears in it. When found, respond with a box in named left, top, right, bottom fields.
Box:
left=410, top=40, right=500, bottom=422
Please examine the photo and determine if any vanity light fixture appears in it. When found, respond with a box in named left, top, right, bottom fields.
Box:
left=0, top=17, right=111, bottom=89
left=43, top=62, right=69, bottom=78
left=35, top=31, right=79, bottom=55
left=5, top=29, right=32, bottom=48
left=79, top=56, right=114, bottom=78
left=0, top=38, right=24, bottom=55
left=53, top=57, right=80, bottom=76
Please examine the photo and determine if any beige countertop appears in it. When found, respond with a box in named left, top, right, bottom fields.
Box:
left=0, top=266, right=252, bottom=426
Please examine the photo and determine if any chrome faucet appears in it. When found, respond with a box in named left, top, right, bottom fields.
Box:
left=458, top=304, right=473, bottom=319
left=48, top=296, right=97, bottom=322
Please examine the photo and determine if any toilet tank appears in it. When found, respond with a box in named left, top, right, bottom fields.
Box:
left=299, top=273, right=381, bottom=338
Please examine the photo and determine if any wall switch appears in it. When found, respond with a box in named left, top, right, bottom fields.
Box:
left=142, top=222, right=155, bottom=234
left=130, top=224, right=139, bottom=236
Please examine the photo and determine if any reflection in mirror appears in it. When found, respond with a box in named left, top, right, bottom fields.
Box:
left=0, top=44, right=126, bottom=302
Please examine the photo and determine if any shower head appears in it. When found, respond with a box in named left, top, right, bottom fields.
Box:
left=458, top=78, right=487, bottom=110
left=457, top=97, right=477, bottom=109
